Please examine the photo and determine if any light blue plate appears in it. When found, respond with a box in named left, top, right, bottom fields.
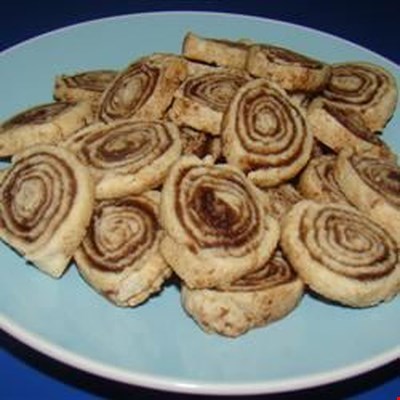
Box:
left=0, top=11, right=399, bottom=396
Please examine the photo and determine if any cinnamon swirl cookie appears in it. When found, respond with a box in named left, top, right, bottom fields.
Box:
left=54, top=69, right=118, bottom=110
left=335, top=151, right=400, bottom=245
left=74, top=191, right=171, bottom=307
left=160, top=155, right=280, bottom=289
left=181, top=249, right=304, bottom=337
left=298, top=155, right=351, bottom=205
left=0, top=145, right=94, bottom=278
left=0, top=101, right=92, bottom=158
left=64, top=119, right=182, bottom=199
left=319, top=62, right=398, bottom=131
left=97, top=53, right=188, bottom=122
left=182, top=32, right=250, bottom=69
left=222, top=78, right=313, bottom=187
left=281, top=200, right=400, bottom=307
left=168, top=69, right=251, bottom=135
left=246, top=44, right=331, bottom=92
left=307, top=100, right=395, bottom=159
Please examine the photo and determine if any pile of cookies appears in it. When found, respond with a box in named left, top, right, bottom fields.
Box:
left=1, top=32, right=399, bottom=337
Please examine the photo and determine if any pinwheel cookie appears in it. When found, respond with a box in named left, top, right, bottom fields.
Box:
left=182, top=32, right=250, bottom=69
left=222, top=78, right=313, bottom=187
left=0, top=145, right=94, bottom=278
left=334, top=150, right=400, bottom=245
left=168, top=68, right=251, bottom=135
left=319, top=62, right=398, bottom=131
left=97, top=53, right=188, bottom=122
left=160, top=155, right=280, bottom=289
left=54, top=69, right=119, bottom=111
left=64, top=119, right=182, bottom=199
left=246, top=43, right=331, bottom=92
left=0, top=101, right=92, bottom=158
left=281, top=200, right=400, bottom=307
left=181, top=249, right=304, bottom=337
left=74, top=191, right=171, bottom=307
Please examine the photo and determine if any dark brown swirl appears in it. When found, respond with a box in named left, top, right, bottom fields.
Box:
left=62, top=70, right=118, bottom=92
left=0, top=151, right=76, bottom=244
left=224, top=250, right=298, bottom=291
left=174, top=163, right=263, bottom=256
left=233, top=80, right=309, bottom=170
left=80, top=196, right=159, bottom=272
left=71, top=120, right=174, bottom=174
left=2, top=102, right=72, bottom=128
left=98, top=62, right=159, bottom=121
left=300, top=204, right=397, bottom=280
left=323, top=63, right=390, bottom=107
left=349, top=155, right=400, bottom=208
left=183, top=71, right=249, bottom=112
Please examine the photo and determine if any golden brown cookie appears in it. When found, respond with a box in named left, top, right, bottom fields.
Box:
left=182, top=32, right=250, bottom=69
left=97, top=53, right=188, bottom=122
left=0, top=101, right=92, bottom=158
left=222, top=78, right=313, bottom=187
left=168, top=68, right=251, bottom=135
left=181, top=249, right=304, bottom=337
left=246, top=44, right=331, bottom=92
left=64, top=119, right=182, bottom=199
left=281, top=200, right=400, bottom=307
left=74, top=191, right=171, bottom=307
left=319, top=62, right=398, bottom=131
left=0, top=145, right=94, bottom=278
left=334, top=150, right=400, bottom=246
left=160, top=155, right=280, bottom=289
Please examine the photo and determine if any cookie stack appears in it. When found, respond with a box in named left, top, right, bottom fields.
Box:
left=0, top=32, right=399, bottom=337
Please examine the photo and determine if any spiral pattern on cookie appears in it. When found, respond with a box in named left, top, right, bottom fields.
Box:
left=98, top=62, right=159, bottom=121
left=70, top=120, right=176, bottom=174
left=61, top=70, right=117, bottom=92
left=349, top=155, right=400, bottom=208
left=183, top=71, right=249, bottom=112
left=173, top=162, right=264, bottom=257
left=299, top=204, right=397, bottom=280
left=0, top=151, right=76, bottom=246
left=79, top=197, right=159, bottom=272
left=225, top=250, right=298, bottom=291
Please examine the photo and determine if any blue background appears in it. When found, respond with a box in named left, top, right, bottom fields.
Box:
left=1, top=1, right=399, bottom=399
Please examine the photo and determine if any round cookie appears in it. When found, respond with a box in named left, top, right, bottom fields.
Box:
left=0, top=101, right=92, bottom=158
left=160, top=155, right=280, bottom=289
left=64, top=119, right=182, bottom=199
left=181, top=249, right=304, bottom=337
left=221, top=78, right=313, bottom=187
left=0, top=145, right=95, bottom=278
left=281, top=200, right=400, bottom=307
left=74, top=191, right=172, bottom=307
left=334, top=150, right=400, bottom=246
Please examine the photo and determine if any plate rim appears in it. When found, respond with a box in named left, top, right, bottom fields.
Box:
left=1, top=10, right=399, bottom=396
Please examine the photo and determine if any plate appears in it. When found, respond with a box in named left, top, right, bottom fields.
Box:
left=0, top=11, right=399, bottom=396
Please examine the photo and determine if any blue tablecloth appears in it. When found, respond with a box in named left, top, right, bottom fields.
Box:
left=1, top=1, right=399, bottom=399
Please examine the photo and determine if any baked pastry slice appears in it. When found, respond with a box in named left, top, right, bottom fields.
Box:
left=320, top=62, right=398, bottom=131
left=97, top=53, right=188, bottom=122
left=281, top=200, right=400, bottom=307
left=222, top=78, right=313, bottom=187
left=0, top=145, right=94, bottom=278
left=64, top=119, right=182, bottom=199
left=160, top=155, right=280, bottom=289
left=0, top=101, right=92, bottom=158
left=181, top=249, right=304, bottom=337
left=54, top=69, right=119, bottom=111
left=168, top=68, right=251, bottom=135
left=182, top=32, right=250, bottom=69
left=334, top=150, right=400, bottom=246
left=74, top=191, right=172, bottom=307
left=246, top=44, right=331, bottom=92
